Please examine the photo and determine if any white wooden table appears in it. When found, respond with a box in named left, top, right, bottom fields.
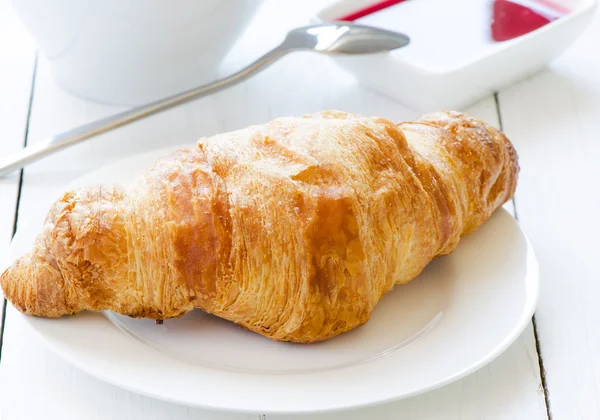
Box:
left=0, top=0, right=598, bottom=418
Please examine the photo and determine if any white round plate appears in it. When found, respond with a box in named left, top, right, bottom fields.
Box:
left=7, top=146, right=539, bottom=414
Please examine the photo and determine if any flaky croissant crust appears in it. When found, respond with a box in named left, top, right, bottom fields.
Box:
left=1, top=111, right=518, bottom=343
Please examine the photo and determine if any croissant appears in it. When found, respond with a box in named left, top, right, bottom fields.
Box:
left=1, top=111, right=518, bottom=343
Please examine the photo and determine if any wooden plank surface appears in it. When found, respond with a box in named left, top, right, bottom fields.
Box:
left=0, top=1, right=545, bottom=419
left=0, top=0, right=37, bottom=342
left=497, top=10, right=600, bottom=420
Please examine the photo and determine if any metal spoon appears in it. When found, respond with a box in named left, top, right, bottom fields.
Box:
left=0, top=23, right=409, bottom=177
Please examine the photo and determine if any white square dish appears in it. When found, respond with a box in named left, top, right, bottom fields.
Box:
left=315, top=0, right=597, bottom=111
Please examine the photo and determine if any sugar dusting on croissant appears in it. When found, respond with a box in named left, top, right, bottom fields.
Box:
left=1, top=111, right=518, bottom=343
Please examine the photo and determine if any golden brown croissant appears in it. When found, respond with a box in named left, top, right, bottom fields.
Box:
left=1, top=110, right=518, bottom=343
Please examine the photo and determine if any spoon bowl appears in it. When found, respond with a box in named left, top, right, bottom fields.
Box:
left=283, top=23, right=410, bottom=54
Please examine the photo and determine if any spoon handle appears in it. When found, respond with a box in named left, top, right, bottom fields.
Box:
left=0, top=46, right=289, bottom=177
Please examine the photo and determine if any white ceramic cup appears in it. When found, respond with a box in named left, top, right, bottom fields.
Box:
left=13, top=0, right=263, bottom=105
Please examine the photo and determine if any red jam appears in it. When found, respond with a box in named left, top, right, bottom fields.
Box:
left=492, top=0, right=567, bottom=41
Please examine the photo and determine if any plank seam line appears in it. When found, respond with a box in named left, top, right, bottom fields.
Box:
left=532, top=313, right=552, bottom=419
left=0, top=53, right=39, bottom=362
left=495, top=92, right=551, bottom=420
